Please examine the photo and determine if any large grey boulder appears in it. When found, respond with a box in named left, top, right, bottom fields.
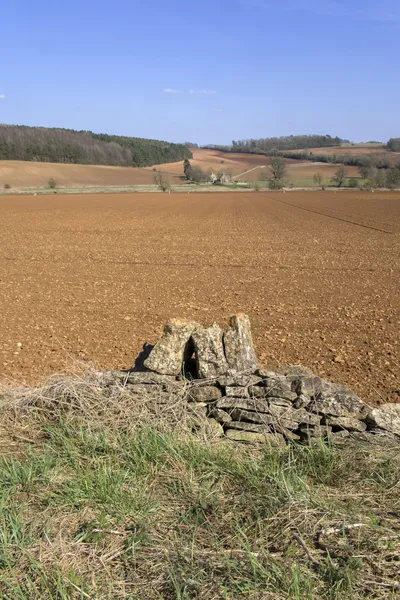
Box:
left=144, top=319, right=198, bottom=376
left=223, top=314, right=258, bottom=373
left=366, top=404, right=400, bottom=437
left=192, top=323, right=228, bottom=379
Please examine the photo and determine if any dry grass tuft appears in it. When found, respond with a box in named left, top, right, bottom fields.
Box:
left=0, top=369, right=399, bottom=599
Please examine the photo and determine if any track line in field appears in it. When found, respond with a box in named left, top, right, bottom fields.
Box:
left=2, top=255, right=397, bottom=273
left=264, top=193, right=393, bottom=234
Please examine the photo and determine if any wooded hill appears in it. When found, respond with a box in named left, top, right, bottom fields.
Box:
left=0, top=124, right=192, bottom=167
left=206, top=134, right=349, bottom=153
left=205, top=134, right=400, bottom=169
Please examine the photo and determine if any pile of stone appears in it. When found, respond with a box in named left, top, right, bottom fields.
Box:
left=108, top=314, right=400, bottom=444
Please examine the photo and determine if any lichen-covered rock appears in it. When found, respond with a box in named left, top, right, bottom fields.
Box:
left=187, top=385, right=222, bottom=403
left=144, top=319, right=198, bottom=375
left=225, top=429, right=285, bottom=444
left=229, top=407, right=274, bottom=425
left=225, top=386, right=249, bottom=399
left=223, top=314, right=258, bottom=373
left=310, top=382, right=370, bottom=418
left=366, top=404, right=400, bottom=437
left=264, top=378, right=297, bottom=402
left=208, top=407, right=232, bottom=424
left=299, top=424, right=332, bottom=439
left=225, top=421, right=271, bottom=433
left=125, top=383, right=164, bottom=396
left=267, top=405, right=321, bottom=425
left=218, top=373, right=262, bottom=387
left=268, top=397, right=294, bottom=408
left=291, top=376, right=323, bottom=398
left=216, top=397, right=269, bottom=413
left=255, top=368, right=279, bottom=379
left=293, top=394, right=311, bottom=409
left=248, top=386, right=267, bottom=398
left=192, top=323, right=228, bottom=379
left=325, top=416, right=367, bottom=432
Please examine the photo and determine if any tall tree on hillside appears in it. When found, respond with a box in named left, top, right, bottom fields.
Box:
left=183, top=159, right=192, bottom=180
left=265, top=157, right=287, bottom=189
left=331, top=166, right=347, bottom=188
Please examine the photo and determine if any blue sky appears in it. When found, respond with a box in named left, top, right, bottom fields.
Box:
left=1, top=0, right=399, bottom=144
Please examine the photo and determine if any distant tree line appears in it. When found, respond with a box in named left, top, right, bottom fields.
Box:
left=205, top=135, right=400, bottom=170
left=206, top=134, right=348, bottom=154
left=0, top=124, right=192, bottom=167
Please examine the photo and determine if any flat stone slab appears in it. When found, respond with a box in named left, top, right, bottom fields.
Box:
left=225, top=386, right=249, bottom=398
left=216, top=397, right=269, bottom=413
left=225, top=429, right=285, bottom=444
left=187, top=385, right=222, bottom=403
left=218, top=373, right=262, bottom=387
left=225, top=421, right=271, bottom=433
left=326, top=415, right=367, bottom=432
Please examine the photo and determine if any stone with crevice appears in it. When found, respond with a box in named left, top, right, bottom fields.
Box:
left=325, top=416, right=367, bottom=432
left=225, top=421, right=271, bottom=433
left=144, top=319, right=198, bottom=375
left=192, top=323, right=228, bottom=379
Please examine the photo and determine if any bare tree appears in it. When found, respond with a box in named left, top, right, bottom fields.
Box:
left=313, top=173, right=323, bottom=188
left=153, top=170, right=170, bottom=192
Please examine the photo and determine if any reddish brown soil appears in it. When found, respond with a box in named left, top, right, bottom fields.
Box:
left=1, top=191, right=399, bottom=405
left=291, top=145, right=400, bottom=165
left=154, top=149, right=359, bottom=181
left=0, top=160, right=182, bottom=188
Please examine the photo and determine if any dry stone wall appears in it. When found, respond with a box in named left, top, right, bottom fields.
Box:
left=106, top=314, right=400, bottom=444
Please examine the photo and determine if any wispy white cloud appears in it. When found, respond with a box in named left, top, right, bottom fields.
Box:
left=0, top=94, right=6, bottom=99
left=241, top=0, right=400, bottom=22
left=189, top=89, right=217, bottom=95
left=163, top=88, right=181, bottom=94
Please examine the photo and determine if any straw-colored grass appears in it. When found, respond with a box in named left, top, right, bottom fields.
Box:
left=0, top=369, right=399, bottom=599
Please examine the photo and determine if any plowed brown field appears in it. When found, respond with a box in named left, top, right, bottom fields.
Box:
left=0, top=160, right=182, bottom=188
left=0, top=149, right=360, bottom=190
left=1, top=191, right=399, bottom=405
left=152, top=148, right=359, bottom=181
